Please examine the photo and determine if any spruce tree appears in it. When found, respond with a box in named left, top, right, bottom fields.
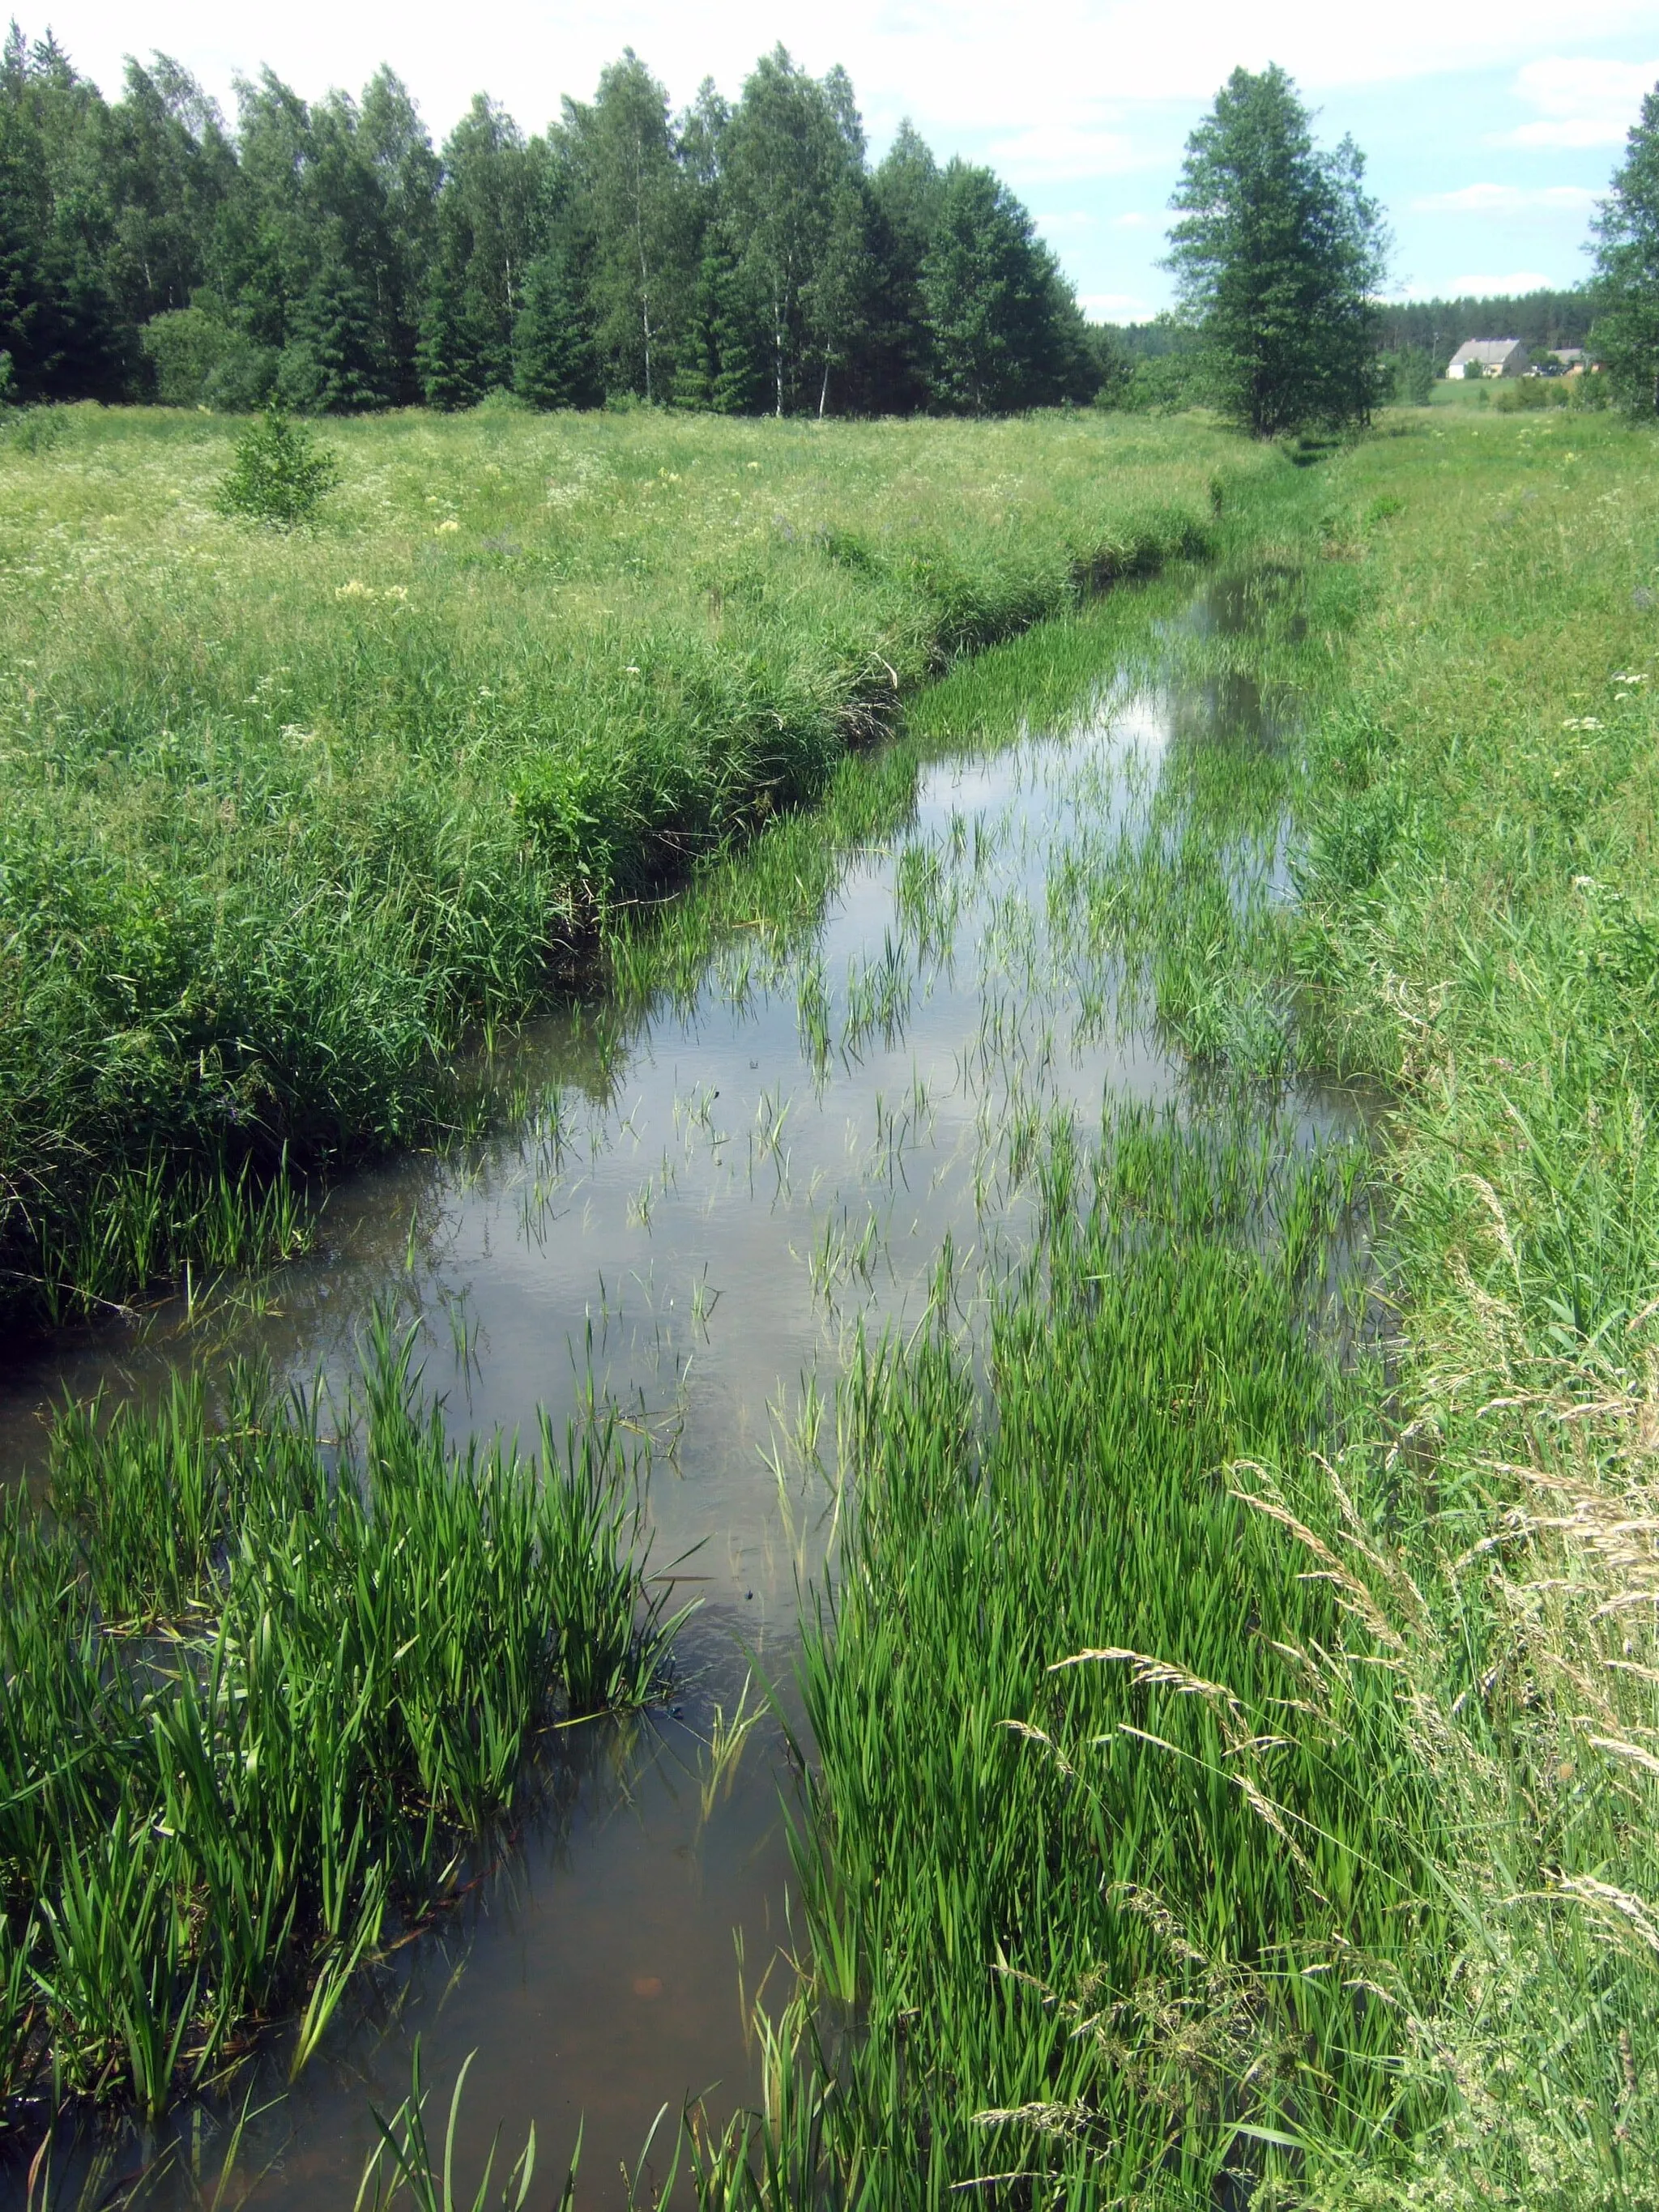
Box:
left=1592, top=79, right=1659, bottom=417
left=670, top=228, right=761, bottom=412
left=1166, top=65, right=1386, bottom=438
left=514, top=244, right=599, bottom=407
left=279, top=233, right=388, bottom=410
left=417, top=251, right=484, bottom=407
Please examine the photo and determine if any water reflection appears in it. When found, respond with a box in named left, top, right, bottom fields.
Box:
left=0, top=598, right=1363, bottom=2210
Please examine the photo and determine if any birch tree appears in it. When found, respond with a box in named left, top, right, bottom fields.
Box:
left=722, top=48, right=858, bottom=416
left=560, top=52, right=688, bottom=402
left=1166, top=65, right=1386, bottom=437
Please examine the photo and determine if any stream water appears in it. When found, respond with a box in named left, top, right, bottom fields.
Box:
left=0, top=578, right=1365, bottom=2209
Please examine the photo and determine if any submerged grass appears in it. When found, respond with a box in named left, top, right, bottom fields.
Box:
left=0, top=404, right=1260, bottom=1329
left=761, top=1105, right=1437, bottom=2205
left=0, top=1315, right=675, bottom=2135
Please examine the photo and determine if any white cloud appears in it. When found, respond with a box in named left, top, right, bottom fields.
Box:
left=986, top=124, right=1142, bottom=181
left=1079, top=292, right=1156, bottom=320
left=1034, top=210, right=1099, bottom=235
left=1111, top=211, right=1157, bottom=229
left=1491, top=54, right=1659, bottom=148
left=1410, top=182, right=1599, bottom=213
left=45, top=0, right=1659, bottom=151
left=1397, top=269, right=1557, bottom=299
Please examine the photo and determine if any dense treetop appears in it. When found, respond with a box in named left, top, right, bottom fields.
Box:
left=0, top=28, right=1097, bottom=416
left=3, top=23, right=1655, bottom=428
left=1593, top=83, right=1659, bottom=415
left=1165, top=65, right=1388, bottom=437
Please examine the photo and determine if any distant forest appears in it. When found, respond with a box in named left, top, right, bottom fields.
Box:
left=0, top=26, right=1103, bottom=416
left=1103, top=288, right=1598, bottom=376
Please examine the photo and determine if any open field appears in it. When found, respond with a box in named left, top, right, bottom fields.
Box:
left=0, top=403, right=1256, bottom=1329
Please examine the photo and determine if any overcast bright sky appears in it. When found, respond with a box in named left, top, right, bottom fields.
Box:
left=31, top=0, right=1659, bottom=319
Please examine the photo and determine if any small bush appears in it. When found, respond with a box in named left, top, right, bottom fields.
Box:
left=1388, top=347, right=1436, bottom=406
left=1493, top=377, right=1571, bottom=413
left=217, top=404, right=340, bottom=527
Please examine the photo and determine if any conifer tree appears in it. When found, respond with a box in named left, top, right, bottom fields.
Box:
left=514, top=241, right=599, bottom=407
left=1166, top=65, right=1386, bottom=437
left=417, top=250, right=484, bottom=407
left=1593, top=79, right=1659, bottom=416
left=673, top=228, right=761, bottom=411
left=279, top=229, right=389, bottom=409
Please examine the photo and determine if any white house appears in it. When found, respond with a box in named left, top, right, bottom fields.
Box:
left=1447, top=339, right=1531, bottom=380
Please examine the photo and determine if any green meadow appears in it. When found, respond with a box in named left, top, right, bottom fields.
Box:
left=4, top=399, right=1659, bottom=2209
left=0, top=403, right=1242, bottom=1327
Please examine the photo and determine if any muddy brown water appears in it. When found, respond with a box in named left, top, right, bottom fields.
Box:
left=0, top=590, right=1369, bottom=2208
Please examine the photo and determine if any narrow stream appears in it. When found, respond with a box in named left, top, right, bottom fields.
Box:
left=0, top=576, right=1364, bottom=2208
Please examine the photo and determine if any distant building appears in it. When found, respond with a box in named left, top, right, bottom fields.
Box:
left=1546, top=347, right=1589, bottom=373
left=1448, top=339, right=1531, bottom=380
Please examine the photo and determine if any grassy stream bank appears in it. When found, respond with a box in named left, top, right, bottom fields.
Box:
left=676, top=412, right=1659, bottom=2210
left=0, top=406, right=1246, bottom=1331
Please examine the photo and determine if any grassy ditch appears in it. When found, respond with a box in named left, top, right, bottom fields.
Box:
left=650, top=560, right=1446, bottom=2209
left=665, top=410, right=1659, bottom=2208
left=0, top=403, right=1261, bottom=1329
left=0, top=1315, right=676, bottom=2132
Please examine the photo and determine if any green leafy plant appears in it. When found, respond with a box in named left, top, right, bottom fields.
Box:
left=217, top=404, right=341, bottom=527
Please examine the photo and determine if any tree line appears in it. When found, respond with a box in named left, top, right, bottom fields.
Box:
left=0, top=27, right=1100, bottom=416
left=1095, top=288, right=1598, bottom=415
left=1374, top=288, right=1596, bottom=364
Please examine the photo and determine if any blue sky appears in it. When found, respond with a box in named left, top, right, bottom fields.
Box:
left=36, top=0, right=1659, bottom=317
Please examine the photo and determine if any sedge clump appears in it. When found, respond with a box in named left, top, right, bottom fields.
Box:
left=218, top=403, right=340, bottom=527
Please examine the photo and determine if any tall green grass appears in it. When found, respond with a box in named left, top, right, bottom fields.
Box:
left=0, top=1316, right=677, bottom=2132
left=0, top=405, right=1260, bottom=1329
left=680, top=1102, right=1439, bottom=2207
left=1273, top=405, right=1659, bottom=2204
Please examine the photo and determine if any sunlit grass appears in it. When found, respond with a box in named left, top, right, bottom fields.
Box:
left=0, top=1313, right=678, bottom=2127
left=0, top=403, right=1262, bottom=1329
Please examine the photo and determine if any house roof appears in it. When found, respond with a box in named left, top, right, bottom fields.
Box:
left=1448, top=339, right=1528, bottom=365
